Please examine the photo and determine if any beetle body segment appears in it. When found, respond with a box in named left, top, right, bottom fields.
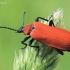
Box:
left=23, top=24, right=32, bottom=35
left=29, top=22, right=70, bottom=50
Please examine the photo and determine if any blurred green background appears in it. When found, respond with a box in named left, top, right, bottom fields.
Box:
left=0, top=0, right=70, bottom=70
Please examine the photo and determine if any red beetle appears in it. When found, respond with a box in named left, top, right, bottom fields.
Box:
left=0, top=12, right=70, bottom=55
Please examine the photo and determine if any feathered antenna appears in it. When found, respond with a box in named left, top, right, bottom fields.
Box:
left=0, top=26, right=17, bottom=31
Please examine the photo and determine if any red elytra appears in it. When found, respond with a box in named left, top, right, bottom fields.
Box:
left=23, top=22, right=70, bottom=51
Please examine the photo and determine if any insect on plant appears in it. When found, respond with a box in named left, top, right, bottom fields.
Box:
left=0, top=12, right=70, bottom=55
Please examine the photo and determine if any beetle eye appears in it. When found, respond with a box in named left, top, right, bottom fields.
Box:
left=17, top=26, right=24, bottom=33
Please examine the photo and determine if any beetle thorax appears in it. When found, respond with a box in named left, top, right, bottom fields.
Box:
left=23, top=24, right=34, bottom=35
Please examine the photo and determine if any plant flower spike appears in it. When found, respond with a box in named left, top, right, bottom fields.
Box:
left=13, top=9, right=65, bottom=70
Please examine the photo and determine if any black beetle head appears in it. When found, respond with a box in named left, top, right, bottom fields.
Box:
left=17, top=26, right=24, bottom=33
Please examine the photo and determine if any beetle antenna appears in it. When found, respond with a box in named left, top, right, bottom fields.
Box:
left=0, top=26, right=17, bottom=31
left=22, top=12, right=26, bottom=27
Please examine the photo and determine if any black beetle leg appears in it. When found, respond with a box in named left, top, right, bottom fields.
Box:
left=21, top=36, right=31, bottom=49
left=55, top=48, right=64, bottom=55
left=28, top=38, right=39, bottom=56
left=49, top=20, right=55, bottom=27
left=35, top=17, right=55, bottom=27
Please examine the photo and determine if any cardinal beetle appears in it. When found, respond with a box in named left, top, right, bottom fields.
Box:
left=0, top=12, right=70, bottom=55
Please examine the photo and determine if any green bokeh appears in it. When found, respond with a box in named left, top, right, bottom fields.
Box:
left=0, top=0, right=70, bottom=70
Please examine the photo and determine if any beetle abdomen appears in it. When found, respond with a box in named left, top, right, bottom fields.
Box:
left=30, top=22, right=70, bottom=50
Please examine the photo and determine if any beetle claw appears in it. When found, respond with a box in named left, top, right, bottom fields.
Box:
left=55, top=48, right=64, bottom=55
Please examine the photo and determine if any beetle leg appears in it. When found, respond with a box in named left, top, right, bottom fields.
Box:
left=28, top=38, right=39, bottom=51
left=31, top=45, right=39, bottom=56
left=21, top=42, right=27, bottom=49
left=55, top=48, right=64, bottom=55
left=35, top=17, right=55, bottom=27
left=28, top=38, right=39, bottom=56
left=35, top=17, right=49, bottom=22
left=22, top=36, right=30, bottom=42
left=49, top=20, right=55, bottom=27
left=27, top=38, right=34, bottom=46
left=30, top=45, right=39, bottom=56
left=21, top=36, right=31, bottom=49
